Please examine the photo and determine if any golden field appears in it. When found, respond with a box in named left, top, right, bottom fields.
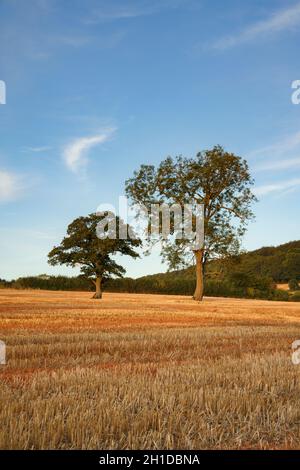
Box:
left=1, top=289, right=300, bottom=449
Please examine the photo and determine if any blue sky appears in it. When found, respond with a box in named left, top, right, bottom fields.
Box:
left=0, top=0, right=300, bottom=280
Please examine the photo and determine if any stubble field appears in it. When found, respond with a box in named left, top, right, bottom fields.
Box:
left=0, top=289, right=300, bottom=449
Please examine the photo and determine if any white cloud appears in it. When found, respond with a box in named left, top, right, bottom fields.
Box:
left=63, top=128, right=115, bottom=173
left=254, top=177, right=300, bottom=196
left=250, top=130, right=300, bottom=196
left=0, top=170, right=21, bottom=202
left=255, top=157, right=300, bottom=172
left=250, top=130, right=300, bottom=159
left=249, top=130, right=300, bottom=172
left=211, top=2, right=300, bottom=50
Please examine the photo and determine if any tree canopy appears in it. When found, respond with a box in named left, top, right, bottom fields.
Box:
left=48, top=212, right=141, bottom=299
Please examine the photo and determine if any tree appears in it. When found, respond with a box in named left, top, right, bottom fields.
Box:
left=283, top=249, right=300, bottom=281
left=48, top=213, right=141, bottom=299
left=125, top=146, right=256, bottom=301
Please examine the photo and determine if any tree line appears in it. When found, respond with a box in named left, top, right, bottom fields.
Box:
left=2, top=238, right=299, bottom=301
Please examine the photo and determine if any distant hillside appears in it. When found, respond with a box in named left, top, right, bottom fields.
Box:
left=106, top=240, right=300, bottom=301
left=221, top=240, right=300, bottom=283
left=126, top=240, right=300, bottom=284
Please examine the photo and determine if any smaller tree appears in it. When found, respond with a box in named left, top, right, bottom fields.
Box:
left=48, top=213, right=141, bottom=299
left=289, top=279, right=299, bottom=291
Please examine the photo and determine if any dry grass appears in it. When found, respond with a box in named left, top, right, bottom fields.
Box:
left=277, top=284, right=289, bottom=291
left=1, top=289, right=300, bottom=449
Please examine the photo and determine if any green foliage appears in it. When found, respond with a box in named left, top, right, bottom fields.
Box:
left=290, top=291, right=300, bottom=302
left=283, top=250, right=300, bottom=280
left=289, top=279, right=299, bottom=291
left=271, top=289, right=289, bottom=301
left=106, top=276, right=195, bottom=296
left=207, top=241, right=300, bottom=283
left=48, top=212, right=141, bottom=286
left=106, top=274, right=288, bottom=301
left=227, top=271, right=252, bottom=288
left=125, top=146, right=256, bottom=270
left=13, top=275, right=92, bottom=291
left=0, top=278, right=14, bottom=288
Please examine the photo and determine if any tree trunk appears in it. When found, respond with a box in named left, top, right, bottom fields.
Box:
left=193, top=250, right=204, bottom=301
left=92, top=276, right=102, bottom=299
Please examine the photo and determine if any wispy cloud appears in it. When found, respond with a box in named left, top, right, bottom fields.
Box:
left=255, top=157, right=300, bottom=172
left=211, top=2, right=300, bottom=50
left=254, top=177, right=300, bottom=197
left=249, top=129, right=300, bottom=172
left=22, top=146, right=52, bottom=153
left=0, top=170, right=22, bottom=202
left=250, top=130, right=300, bottom=159
left=51, top=35, right=93, bottom=47
left=250, top=130, right=300, bottom=194
left=63, top=128, right=116, bottom=173
left=85, top=0, right=185, bottom=24
left=0, top=228, right=57, bottom=240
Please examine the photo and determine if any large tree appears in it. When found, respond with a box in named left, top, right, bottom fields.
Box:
left=48, top=212, right=141, bottom=299
left=125, top=145, right=256, bottom=301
